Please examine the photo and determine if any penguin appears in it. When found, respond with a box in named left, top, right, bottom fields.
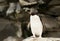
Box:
left=29, top=8, right=43, bottom=38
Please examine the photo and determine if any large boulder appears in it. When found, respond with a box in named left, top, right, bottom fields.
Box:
left=0, top=18, right=22, bottom=41
left=39, top=14, right=60, bottom=31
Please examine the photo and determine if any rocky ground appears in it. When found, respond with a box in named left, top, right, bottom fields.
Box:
left=23, top=37, right=60, bottom=41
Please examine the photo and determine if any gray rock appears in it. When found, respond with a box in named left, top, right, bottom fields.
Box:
left=40, top=15, right=60, bottom=31
left=23, top=37, right=60, bottom=41
left=19, top=0, right=37, bottom=6
left=0, top=0, right=6, bottom=2
left=14, top=22, right=22, bottom=38
left=16, top=2, right=21, bottom=14
left=48, top=0, right=60, bottom=5
left=6, top=3, right=16, bottom=16
left=0, top=2, right=8, bottom=12
left=48, top=6, right=60, bottom=16
left=0, top=5, right=7, bottom=12
left=56, top=16, right=60, bottom=25
left=0, top=18, right=22, bottom=41
left=0, top=18, right=12, bottom=32
left=19, top=0, right=45, bottom=6
left=3, top=36, right=22, bottom=41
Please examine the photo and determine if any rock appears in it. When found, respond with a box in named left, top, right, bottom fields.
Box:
left=19, top=0, right=45, bottom=6
left=15, top=2, right=21, bottom=14
left=0, top=0, right=6, bottom=2
left=3, top=36, right=17, bottom=41
left=56, top=16, right=60, bottom=25
left=0, top=0, right=8, bottom=12
left=3, top=36, right=22, bottom=41
left=48, top=6, right=60, bottom=16
left=14, top=22, right=22, bottom=38
left=23, top=37, right=60, bottom=41
left=43, top=31, right=60, bottom=37
left=43, top=0, right=60, bottom=16
left=19, top=0, right=37, bottom=6
left=56, top=16, right=60, bottom=21
left=0, top=18, right=22, bottom=41
left=0, top=18, right=12, bottom=32
left=0, top=5, right=7, bottom=12
left=39, top=14, right=60, bottom=31
left=38, top=0, right=45, bottom=4
left=48, top=0, right=60, bottom=5
left=6, top=3, right=16, bottom=16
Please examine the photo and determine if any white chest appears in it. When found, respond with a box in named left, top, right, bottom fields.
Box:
left=30, top=15, right=43, bottom=36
